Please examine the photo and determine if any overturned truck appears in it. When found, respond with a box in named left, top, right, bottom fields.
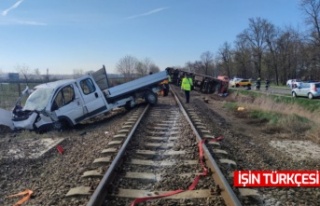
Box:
left=166, top=67, right=229, bottom=94
left=0, top=66, right=169, bottom=132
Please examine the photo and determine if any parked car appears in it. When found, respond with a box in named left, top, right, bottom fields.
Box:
left=287, top=79, right=294, bottom=86
left=235, top=79, right=252, bottom=87
left=292, top=82, right=320, bottom=99
left=287, top=79, right=301, bottom=88
left=229, top=78, right=243, bottom=87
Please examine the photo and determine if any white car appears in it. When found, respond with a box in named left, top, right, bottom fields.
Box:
left=292, top=82, right=320, bottom=99
left=229, top=78, right=243, bottom=87
left=287, top=79, right=301, bottom=88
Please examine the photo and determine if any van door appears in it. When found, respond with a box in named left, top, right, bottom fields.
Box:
left=51, top=84, right=84, bottom=124
left=77, top=77, right=107, bottom=121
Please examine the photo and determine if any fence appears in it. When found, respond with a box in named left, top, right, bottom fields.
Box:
left=0, top=81, right=40, bottom=109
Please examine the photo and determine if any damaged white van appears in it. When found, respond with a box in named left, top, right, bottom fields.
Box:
left=0, top=66, right=168, bottom=132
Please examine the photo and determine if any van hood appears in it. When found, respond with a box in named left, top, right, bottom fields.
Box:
left=0, top=108, right=14, bottom=131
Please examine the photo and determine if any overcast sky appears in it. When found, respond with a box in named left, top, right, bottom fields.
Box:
left=0, top=0, right=305, bottom=74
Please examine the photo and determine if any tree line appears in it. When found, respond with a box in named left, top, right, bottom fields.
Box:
left=180, top=0, right=320, bottom=85
left=116, top=56, right=160, bottom=81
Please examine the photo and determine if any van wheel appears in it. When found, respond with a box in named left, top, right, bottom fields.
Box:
left=53, top=119, right=70, bottom=131
left=0, top=125, right=11, bottom=133
left=308, top=93, right=313, bottom=99
left=145, top=91, right=158, bottom=105
left=292, top=92, right=297, bottom=98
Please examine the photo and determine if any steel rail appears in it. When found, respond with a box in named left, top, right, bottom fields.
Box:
left=171, top=89, right=242, bottom=206
left=87, top=105, right=150, bottom=206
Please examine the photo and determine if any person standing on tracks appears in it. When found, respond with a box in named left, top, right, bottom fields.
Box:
left=160, top=78, right=169, bottom=96
left=181, top=73, right=192, bottom=103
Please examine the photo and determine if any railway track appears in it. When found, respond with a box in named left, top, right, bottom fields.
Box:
left=65, top=89, right=258, bottom=206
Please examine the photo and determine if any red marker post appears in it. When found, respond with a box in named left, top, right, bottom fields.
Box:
left=56, top=145, right=64, bottom=154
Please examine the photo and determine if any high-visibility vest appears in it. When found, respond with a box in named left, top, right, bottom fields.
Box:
left=181, top=77, right=192, bottom=91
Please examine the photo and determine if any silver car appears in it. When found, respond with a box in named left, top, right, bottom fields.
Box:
left=292, top=82, right=320, bottom=99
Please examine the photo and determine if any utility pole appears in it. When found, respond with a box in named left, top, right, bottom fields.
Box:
left=46, top=68, right=49, bottom=82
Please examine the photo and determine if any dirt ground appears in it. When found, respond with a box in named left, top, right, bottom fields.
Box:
left=0, top=108, right=135, bottom=206
left=1, top=88, right=320, bottom=206
left=186, top=89, right=320, bottom=206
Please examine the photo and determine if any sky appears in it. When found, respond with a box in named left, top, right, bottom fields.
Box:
left=0, top=0, right=306, bottom=75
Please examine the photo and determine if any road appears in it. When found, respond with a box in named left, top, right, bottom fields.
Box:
left=230, top=85, right=292, bottom=96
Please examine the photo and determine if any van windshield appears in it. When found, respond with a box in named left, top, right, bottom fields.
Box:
left=23, top=88, right=54, bottom=111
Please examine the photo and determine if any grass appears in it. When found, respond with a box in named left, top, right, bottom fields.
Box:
left=272, top=95, right=320, bottom=112
left=225, top=101, right=310, bottom=126
left=249, top=110, right=283, bottom=124
left=223, top=102, right=238, bottom=110
left=230, top=88, right=320, bottom=112
left=224, top=91, right=317, bottom=137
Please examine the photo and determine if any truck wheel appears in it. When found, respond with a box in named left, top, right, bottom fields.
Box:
left=125, top=101, right=133, bottom=110
left=145, top=91, right=158, bottom=105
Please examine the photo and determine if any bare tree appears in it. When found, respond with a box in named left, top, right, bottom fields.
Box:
left=135, top=58, right=156, bottom=76
left=237, top=17, right=274, bottom=78
left=149, top=63, right=160, bottom=74
left=135, top=61, right=145, bottom=77
left=300, top=0, right=320, bottom=45
left=34, top=68, right=42, bottom=80
left=185, top=61, right=196, bottom=73
left=73, top=69, right=84, bottom=78
left=264, top=25, right=280, bottom=84
left=16, top=64, right=30, bottom=82
left=117, top=55, right=138, bottom=81
left=200, top=51, right=214, bottom=75
left=300, top=0, right=320, bottom=80
left=218, top=42, right=233, bottom=77
left=233, top=37, right=253, bottom=78
left=185, top=60, right=207, bottom=75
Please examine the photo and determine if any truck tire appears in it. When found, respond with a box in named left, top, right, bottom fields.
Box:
left=125, top=101, right=133, bottom=110
left=145, top=91, right=158, bottom=105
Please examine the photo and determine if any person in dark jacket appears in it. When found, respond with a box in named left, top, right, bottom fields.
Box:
left=265, top=79, right=270, bottom=91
